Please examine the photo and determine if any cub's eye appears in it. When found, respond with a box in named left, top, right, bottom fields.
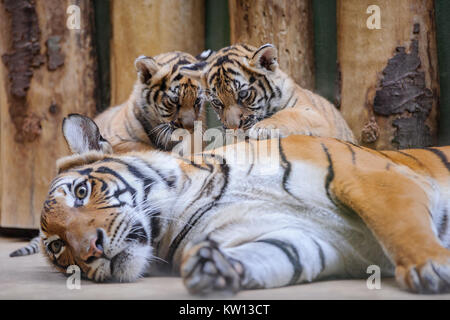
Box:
left=169, top=95, right=179, bottom=104
left=75, top=183, right=88, bottom=200
left=48, top=239, right=64, bottom=254
left=238, top=89, right=250, bottom=100
left=211, top=98, right=222, bottom=107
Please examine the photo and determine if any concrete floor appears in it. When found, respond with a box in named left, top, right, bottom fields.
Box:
left=1, top=237, right=449, bottom=300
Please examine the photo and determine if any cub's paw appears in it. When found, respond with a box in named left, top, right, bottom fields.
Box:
left=180, top=239, right=244, bottom=295
left=248, top=122, right=284, bottom=140
left=396, top=258, right=450, bottom=294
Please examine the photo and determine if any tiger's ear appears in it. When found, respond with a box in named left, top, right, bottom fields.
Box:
left=62, top=114, right=113, bottom=155
left=250, top=44, right=278, bottom=72
left=135, top=55, right=160, bottom=84
left=179, top=61, right=208, bottom=86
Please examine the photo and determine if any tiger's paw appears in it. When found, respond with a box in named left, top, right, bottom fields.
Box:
left=181, top=239, right=244, bottom=295
left=396, top=258, right=450, bottom=294
left=248, top=122, right=285, bottom=140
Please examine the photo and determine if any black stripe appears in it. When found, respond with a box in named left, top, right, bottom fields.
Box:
left=278, top=141, right=303, bottom=203
left=345, top=143, right=356, bottom=165
left=150, top=212, right=161, bottom=243
left=424, top=147, right=450, bottom=172
left=438, top=209, right=448, bottom=240
left=321, top=143, right=335, bottom=202
left=321, top=143, right=357, bottom=218
left=257, top=238, right=302, bottom=285
left=95, top=166, right=137, bottom=206
left=278, top=142, right=291, bottom=193
left=166, top=160, right=229, bottom=265
left=312, top=239, right=326, bottom=273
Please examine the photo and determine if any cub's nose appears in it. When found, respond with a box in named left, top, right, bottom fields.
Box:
left=81, top=229, right=104, bottom=262
left=224, top=105, right=243, bottom=129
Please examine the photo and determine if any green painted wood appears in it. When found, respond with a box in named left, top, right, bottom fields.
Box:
left=204, top=0, right=229, bottom=128
left=435, top=0, right=450, bottom=145
left=93, top=0, right=111, bottom=113
left=312, top=0, right=337, bottom=104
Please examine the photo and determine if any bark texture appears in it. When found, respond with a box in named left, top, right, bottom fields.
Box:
left=0, top=0, right=98, bottom=228
left=337, top=0, right=439, bottom=149
left=109, top=0, right=205, bottom=105
left=229, top=0, right=315, bottom=89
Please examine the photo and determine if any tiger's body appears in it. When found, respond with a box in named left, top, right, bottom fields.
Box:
left=181, top=44, right=356, bottom=143
left=40, top=115, right=450, bottom=294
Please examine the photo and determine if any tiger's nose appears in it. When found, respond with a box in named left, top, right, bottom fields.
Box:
left=81, top=230, right=104, bottom=262
left=225, top=105, right=243, bottom=129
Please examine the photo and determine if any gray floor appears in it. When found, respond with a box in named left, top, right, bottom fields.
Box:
left=1, top=237, right=449, bottom=300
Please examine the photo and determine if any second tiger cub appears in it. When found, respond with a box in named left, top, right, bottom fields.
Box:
left=181, top=44, right=356, bottom=143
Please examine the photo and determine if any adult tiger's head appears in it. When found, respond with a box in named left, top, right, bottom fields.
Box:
left=132, top=51, right=210, bottom=150
left=180, top=43, right=282, bottom=130
left=41, top=114, right=177, bottom=282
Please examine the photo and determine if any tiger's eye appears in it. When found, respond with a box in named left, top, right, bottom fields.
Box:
left=49, top=239, right=63, bottom=254
left=169, top=95, right=179, bottom=104
left=75, top=183, right=88, bottom=200
left=211, top=98, right=222, bottom=107
left=239, top=89, right=250, bottom=100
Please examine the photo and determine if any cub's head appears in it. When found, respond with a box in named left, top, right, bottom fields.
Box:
left=133, top=52, right=209, bottom=150
left=180, top=44, right=279, bottom=130
left=41, top=114, right=174, bottom=282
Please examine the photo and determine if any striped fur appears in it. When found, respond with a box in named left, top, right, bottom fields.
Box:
left=180, top=43, right=356, bottom=143
left=9, top=236, right=40, bottom=257
left=95, top=51, right=208, bottom=152
left=39, top=117, right=450, bottom=294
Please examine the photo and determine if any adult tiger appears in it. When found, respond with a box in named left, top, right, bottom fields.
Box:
left=40, top=114, right=450, bottom=294
left=180, top=43, right=356, bottom=143
left=9, top=50, right=213, bottom=258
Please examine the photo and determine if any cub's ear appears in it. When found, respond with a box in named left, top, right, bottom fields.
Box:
left=195, top=49, right=215, bottom=61
left=179, top=61, right=208, bottom=86
left=250, top=44, right=278, bottom=72
left=135, top=55, right=160, bottom=84
left=62, top=114, right=112, bottom=155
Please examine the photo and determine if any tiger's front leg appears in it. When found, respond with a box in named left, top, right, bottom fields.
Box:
left=180, top=238, right=244, bottom=295
left=180, top=231, right=329, bottom=295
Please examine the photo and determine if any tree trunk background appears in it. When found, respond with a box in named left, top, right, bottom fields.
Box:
left=109, top=0, right=205, bottom=106
left=0, top=0, right=98, bottom=228
left=337, top=0, right=439, bottom=149
left=228, top=0, right=315, bottom=90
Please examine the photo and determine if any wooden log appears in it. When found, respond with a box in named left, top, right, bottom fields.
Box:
left=228, top=0, right=315, bottom=90
left=0, top=0, right=98, bottom=228
left=337, top=0, right=439, bottom=149
left=109, top=0, right=205, bottom=106
left=435, top=0, right=450, bottom=146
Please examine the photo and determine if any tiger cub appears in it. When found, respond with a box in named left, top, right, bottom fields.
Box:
left=181, top=44, right=356, bottom=143
left=95, top=51, right=210, bottom=153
